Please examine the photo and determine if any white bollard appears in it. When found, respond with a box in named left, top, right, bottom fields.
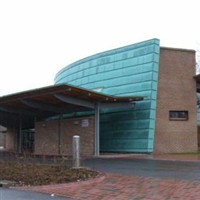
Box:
left=73, top=135, right=80, bottom=168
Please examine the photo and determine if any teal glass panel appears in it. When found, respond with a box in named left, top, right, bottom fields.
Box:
left=54, top=38, right=160, bottom=153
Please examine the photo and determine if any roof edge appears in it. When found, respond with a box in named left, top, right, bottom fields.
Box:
left=161, top=46, right=195, bottom=53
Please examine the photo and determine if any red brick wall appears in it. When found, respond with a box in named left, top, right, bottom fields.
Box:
left=198, top=126, right=200, bottom=151
left=154, top=47, right=198, bottom=153
left=34, top=116, right=94, bottom=156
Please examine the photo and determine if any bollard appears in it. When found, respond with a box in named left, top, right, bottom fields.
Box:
left=72, top=135, right=80, bottom=168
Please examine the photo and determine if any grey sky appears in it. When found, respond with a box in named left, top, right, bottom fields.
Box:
left=0, top=0, right=199, bottom=96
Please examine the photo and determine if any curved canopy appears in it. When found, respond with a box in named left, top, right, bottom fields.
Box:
left=0, top=84, right=143, bottom=127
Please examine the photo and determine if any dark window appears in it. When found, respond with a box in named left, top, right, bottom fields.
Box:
left=169, top=111, right=188, bottom=121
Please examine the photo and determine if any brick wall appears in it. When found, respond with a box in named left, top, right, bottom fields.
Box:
left=198, top=126, right=200, bottom=150
left=0, top=132, right=5, bottom=147
left=154, top=47, right=198, bottom=153
left=34, top=116, right=94, bottom=156
left=5, top=128, right=16, bottom=151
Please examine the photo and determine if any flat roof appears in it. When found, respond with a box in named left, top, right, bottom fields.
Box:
left=161, top=46, right=195, bottom=53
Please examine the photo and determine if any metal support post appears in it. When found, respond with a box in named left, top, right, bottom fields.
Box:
left=58, top=114, right=62, bottom=155
left=18, top=116, right=22, bottom=154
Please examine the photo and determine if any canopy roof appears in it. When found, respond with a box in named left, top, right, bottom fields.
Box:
left=0, top=84, right=143, bottom=127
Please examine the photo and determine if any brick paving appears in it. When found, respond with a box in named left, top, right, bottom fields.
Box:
left=16, top=173, right=200, bottom=200
left=15, top=154, right=200, bottom=200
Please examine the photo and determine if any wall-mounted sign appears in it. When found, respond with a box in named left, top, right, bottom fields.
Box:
left=82, top=119, right=89, bottom=127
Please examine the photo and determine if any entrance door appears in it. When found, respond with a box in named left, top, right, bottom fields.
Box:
left=22, top=129, right=34, bottom=153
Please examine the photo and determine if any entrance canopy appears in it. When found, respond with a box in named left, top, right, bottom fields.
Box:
left=0, top=84, right=143, bottom=120
left=0, top=84, right=143, bottom=156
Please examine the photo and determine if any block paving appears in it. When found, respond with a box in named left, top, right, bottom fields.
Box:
left=15, top=154, right=200, bottom=200
left=17, top=173, right=200, bottom=200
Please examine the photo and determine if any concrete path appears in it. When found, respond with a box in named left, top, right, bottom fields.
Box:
left=15, top=154, right=200, bottom=200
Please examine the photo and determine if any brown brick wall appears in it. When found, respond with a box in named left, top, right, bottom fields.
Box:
left=154, top=47, right=198, bottom=153
left=5, top=128, right=16, bottom=151
left=197, top=126, right=200, bottom=150
left=0, top=133, right=5, bottom=147
left=35, top=120, right=59, bottom=155
left=34, top=116, right=94, bottom=156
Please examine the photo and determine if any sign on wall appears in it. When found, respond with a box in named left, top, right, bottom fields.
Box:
left=81, top=119, right=89, bottom=128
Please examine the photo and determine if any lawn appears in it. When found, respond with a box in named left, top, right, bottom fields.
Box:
left=0, top=162, right=100, bottom=186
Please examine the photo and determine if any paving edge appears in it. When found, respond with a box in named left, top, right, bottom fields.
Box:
left=0, top=180, right=17, bottom=188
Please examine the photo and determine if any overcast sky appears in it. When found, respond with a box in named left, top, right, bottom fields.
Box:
left=0, top=0, right=199, bottom=96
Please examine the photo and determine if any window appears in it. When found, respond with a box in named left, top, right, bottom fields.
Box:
left=169, top=111, right=188, bottom=121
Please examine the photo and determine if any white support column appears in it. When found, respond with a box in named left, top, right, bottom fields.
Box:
left=95, top=102, right=100, bottom=156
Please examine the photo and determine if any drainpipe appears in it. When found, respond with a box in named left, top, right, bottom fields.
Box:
left=18, top=115, right=22, bottom=154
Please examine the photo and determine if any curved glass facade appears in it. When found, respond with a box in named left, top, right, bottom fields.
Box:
left=55, top=39, right=160, bottom=153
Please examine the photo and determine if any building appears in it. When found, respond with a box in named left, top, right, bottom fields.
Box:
left=0, top=125, right=6, bottom=149
left=0, top=38, right=198, bottom=156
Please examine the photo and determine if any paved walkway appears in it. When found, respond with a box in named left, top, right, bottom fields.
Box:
left=99, top=153, right=200, bottom=162
left=14, top=154, right=200, bottom=200
left=16, top=173, right=200, bottom=200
